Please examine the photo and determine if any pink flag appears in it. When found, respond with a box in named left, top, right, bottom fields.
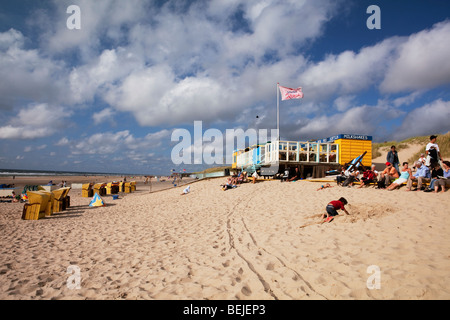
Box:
left=279, top=85, right=304, bottom=100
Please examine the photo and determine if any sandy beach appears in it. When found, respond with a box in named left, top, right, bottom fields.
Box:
left=0, top=171, right=449, bottom=300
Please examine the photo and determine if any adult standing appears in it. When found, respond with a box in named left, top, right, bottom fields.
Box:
left=387, top=146, right=400, bottom=175
left=426, top=135, right=442, bottom=168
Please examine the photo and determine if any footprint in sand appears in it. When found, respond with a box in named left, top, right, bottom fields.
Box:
left=241, top=285, right=252, bottom=296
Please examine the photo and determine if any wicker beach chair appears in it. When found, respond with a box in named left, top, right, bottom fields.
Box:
left=22, top=191, right=52, bottom=220
left=51, top=187, right=71, bottom=213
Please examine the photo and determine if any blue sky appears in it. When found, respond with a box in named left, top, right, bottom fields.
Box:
left=0, top=0, right=449, bottom=175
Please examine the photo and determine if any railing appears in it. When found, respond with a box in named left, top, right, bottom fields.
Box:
left=236, top=141, right=339, bottom=167
left=271, top=141, right=339, bottom=164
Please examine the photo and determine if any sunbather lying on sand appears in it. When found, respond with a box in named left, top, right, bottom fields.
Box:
left=317, top=183, right=333, bottom=191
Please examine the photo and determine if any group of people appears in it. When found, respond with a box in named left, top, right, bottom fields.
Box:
left=280, top=167, right=302, bottom=182
left=335, top=135, right=449, bottom=193
left=220, top=170, right=260, bottom=191
left=58, top=181, right=68, bottom=188
left=380, top=135, right=448, bottom=192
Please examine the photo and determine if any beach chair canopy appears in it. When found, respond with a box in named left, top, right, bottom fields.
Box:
left=346, top=151, right=367, bottom=173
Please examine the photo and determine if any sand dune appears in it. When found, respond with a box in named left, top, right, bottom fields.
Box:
left=1, top=176, right=449, bottom=300
left=372, top=143, right=424, bottom=170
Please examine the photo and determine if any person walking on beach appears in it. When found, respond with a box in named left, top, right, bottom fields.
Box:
left=387, top=146, right=400, bottom=175
left=319, top=197, right=350, bottom=223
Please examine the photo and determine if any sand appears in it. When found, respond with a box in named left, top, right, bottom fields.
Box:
left=0, top=172, right=449, bottom=300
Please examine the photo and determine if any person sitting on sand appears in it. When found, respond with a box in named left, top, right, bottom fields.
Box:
left=317, top=183, right=333, bottom=191
left=319, top=197, right=350, bottom=223
left=433, top=161, right=450, bottom=193
left=378, top=162, right=399, bottom=188
left=386, top=162, right=411, bottom=191
left=358, top=165, right=377, bottom=188
left=280, top=168, right=290, bottom=182
left=342, top=167, right=360, bottom=187
left=221, top=178, right=237, bottom=191
left=336, top=163, right=350, bottom=185
left=417, top=153, right=426, bottom=166
left=11, top=191, right=19, bottom=203
left=252, top=171, right=259, bottom=184
left=237, top=171, right=248, bottom=184
left=288, top=167, right=301, bottom=182
left=405, top=161, right=430, bottom=191
left=424, top=162, right=444, bottom=192
left=231, top=172, right=239, bottom=185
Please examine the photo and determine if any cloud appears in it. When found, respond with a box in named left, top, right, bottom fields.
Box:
left=291, top=100, right=404, bottom=141
left=41, top=0, right=150, bottom=58
left=69, top=48, right=143, bottom=104
left=333, top=95, right=356, bottom=112
left=55, top=137, right=70, bottom=146
left=0, top=29, right=69, bottom=109
left=394, top=99, right=450, bottom=141
left=298, top=37, right=401, bottom=100
left=71, top=130, right=133, bottom=155
left=381, top=20, right=450, bottom=93
left=92, top=108, right=116, bottom=125
left=0, top=103, right=72, bottom=139
left=70, top=129, right=171, bottom=157
left=74, top=0, right=336, bottom=126
left=392, top=91, right=424, bottom=107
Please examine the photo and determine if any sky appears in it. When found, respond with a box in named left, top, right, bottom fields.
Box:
left=0, top=0, right=449, bottom=175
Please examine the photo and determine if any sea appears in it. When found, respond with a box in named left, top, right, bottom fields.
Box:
left=0, top=168, right=144, bottom=178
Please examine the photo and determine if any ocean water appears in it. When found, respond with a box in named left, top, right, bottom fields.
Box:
left=0, top=168, right=142, bottom=177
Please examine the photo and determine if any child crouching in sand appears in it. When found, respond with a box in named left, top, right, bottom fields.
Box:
left=320, top=197, right=350, bottom=223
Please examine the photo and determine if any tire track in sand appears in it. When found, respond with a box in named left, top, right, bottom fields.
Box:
left=240, top=217, right=327, bottom=300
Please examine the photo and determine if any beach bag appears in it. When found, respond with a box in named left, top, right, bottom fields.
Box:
left=377, top=180, right=385, bottom=189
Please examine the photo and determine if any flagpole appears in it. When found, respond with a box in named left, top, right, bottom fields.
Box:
left=277, top=83, right=280, bottom=141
